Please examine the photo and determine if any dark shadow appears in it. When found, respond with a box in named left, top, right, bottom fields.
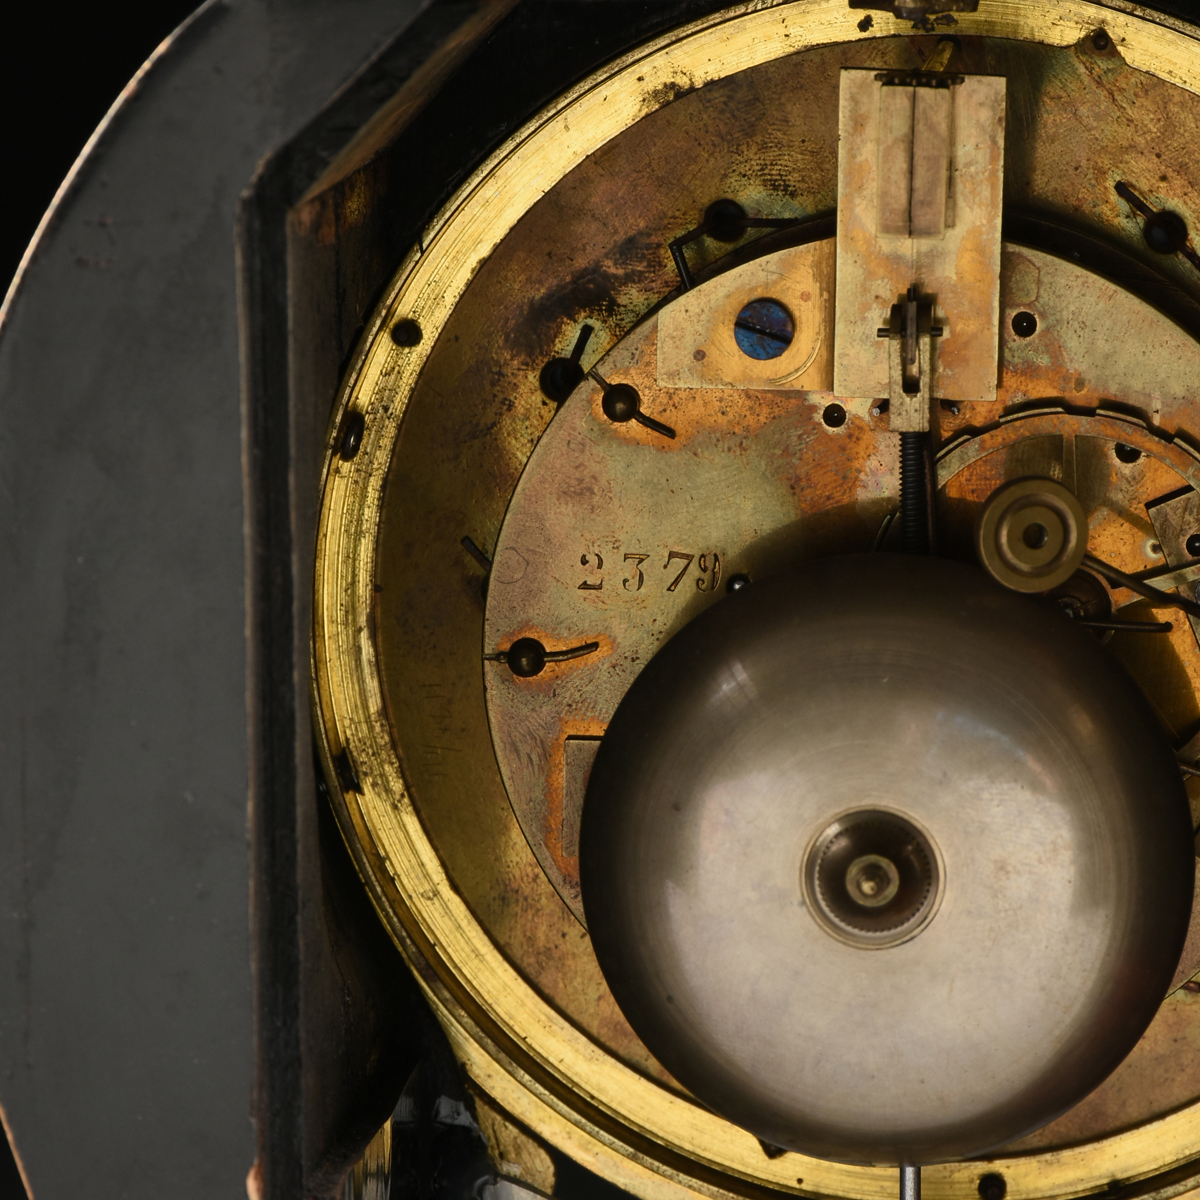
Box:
left=0, top=0, right=199, bottom=293
left=0, top=1128, right=26, bottom=1200
left=547, top=1148, right=638, bottom=1200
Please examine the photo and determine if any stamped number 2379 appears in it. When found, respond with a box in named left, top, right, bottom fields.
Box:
left=578, top=549, right=721, bottom=593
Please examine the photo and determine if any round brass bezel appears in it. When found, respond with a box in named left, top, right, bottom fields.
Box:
left=312, top=4, right=1200, bottom=1199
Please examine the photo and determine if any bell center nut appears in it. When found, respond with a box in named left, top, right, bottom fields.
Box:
left=580, top=554, right=1193, bottom=1166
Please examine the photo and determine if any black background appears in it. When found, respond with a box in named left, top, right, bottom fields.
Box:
left=0, top=0, right=200, bottom=300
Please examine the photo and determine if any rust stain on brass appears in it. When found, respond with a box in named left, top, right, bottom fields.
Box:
left=485, top=302, right=888, bottom=920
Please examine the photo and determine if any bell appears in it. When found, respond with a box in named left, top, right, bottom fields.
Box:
left=581, top=553, right=1194, bottom=1165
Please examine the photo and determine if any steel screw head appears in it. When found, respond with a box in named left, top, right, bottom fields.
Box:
left=734, top=298, right=794, bottom=361
left=1144, top=209, right=1189, bottom=255
left=1045, top=570, right=1112, bottom=625
left=339, top=411, right=365, bottom=461
left=846, top=854, right=900, bottom=908
left=1091, top=29, right=1111, bottom=52
left=540, top=357, right=584, bottom=404
left=506, top=637, right=547, bottom=678
left=602, top=384, right=640, bottom=423
left=704, top=197, right=748, bottom=243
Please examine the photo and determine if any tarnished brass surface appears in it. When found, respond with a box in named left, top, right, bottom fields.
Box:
left=486, top=245, right=1200, bottom=920
left=484, top=307, right=883, bottom=919
left=658, top=241, right=835, bottom=390
left=834, top=71, right=1005, bottom=403
left=938, top=409, right=1200, bottom=723
left=313, top=5, right=1200, bottom=1199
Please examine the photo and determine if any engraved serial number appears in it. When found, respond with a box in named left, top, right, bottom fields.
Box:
left=578, top=549, right=721, bottom=593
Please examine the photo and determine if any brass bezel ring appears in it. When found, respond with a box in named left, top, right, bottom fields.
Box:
left=313, top=5, right=1200, bottom=1200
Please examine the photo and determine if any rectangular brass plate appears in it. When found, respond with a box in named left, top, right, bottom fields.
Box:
left=834, top=69, right=1006, bottom=404
left=657, top=240, right=835, bottom=390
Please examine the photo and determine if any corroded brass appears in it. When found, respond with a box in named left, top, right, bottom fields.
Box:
left=483, top=300, right=868, bottom=919
left=312, top=5, right=1200, bottom=1199
left=834, top=70, right=1005, bottom=404
left=1147, top=491, right=1200, bottom=652
left=484, top=249, right=1200, bottom=922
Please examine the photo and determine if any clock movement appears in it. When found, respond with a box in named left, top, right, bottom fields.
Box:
left=312, top=3, right=1200, bottom=1198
